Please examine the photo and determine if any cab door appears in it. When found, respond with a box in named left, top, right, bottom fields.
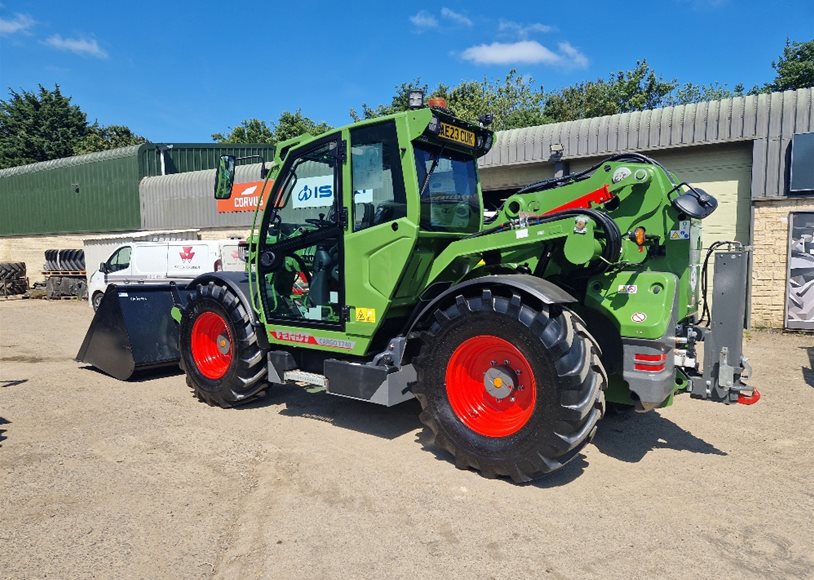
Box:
left=257, top=135, right=346, bottom=329
left=343, top=120, right=416, bottom=337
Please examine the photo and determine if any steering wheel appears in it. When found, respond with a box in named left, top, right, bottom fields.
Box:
left=305, top=207, right=337, bottom=228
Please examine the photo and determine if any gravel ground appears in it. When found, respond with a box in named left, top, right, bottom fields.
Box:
left=1, top=299, right=813, bottom=579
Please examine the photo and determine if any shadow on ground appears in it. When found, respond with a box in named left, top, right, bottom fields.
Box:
left=1, top=379, right=28, bottom=388
left=78, top=365, right=184, bottom=383
left=245, top=384, right=726, bottom=485
left=803, top=346, right=814, bottom=388
left=0, top=416, right=9, bottom=446
left=593, top=409, right=726, bottom=463
left=260, top=383, right=423, bottom=441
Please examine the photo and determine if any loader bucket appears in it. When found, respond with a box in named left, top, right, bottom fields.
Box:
left=76, top=284, right=192, bottom=380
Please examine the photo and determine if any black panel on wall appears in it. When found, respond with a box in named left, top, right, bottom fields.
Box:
left=790, top=132, right=814, bottom=193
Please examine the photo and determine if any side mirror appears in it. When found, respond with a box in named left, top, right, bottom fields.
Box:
left=99, top=262, right=109, bottom=274
left=214, top=155, right=236, bottom=200
left=672, top=186, right=718, bottom=220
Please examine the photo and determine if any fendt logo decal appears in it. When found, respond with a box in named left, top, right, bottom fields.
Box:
left=179, top=247, right=195, bottom=262
left=271, top=330, right=355, bottom=350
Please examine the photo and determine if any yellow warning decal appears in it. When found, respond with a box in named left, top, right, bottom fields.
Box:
left=355, top=307, right=376, bottom=323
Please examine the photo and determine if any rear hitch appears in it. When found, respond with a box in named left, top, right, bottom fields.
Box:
left=680, top=248, right=759, bottom=405
left=737, top=388, right=761, bottom=405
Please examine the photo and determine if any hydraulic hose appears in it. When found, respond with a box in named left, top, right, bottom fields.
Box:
left=697, top=240, right=741, bottom=326
left=467, top=207, right=622, bottom=274
left=516, top=152, right=675, bottom=195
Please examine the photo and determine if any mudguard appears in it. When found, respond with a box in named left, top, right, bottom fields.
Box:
left=405, top=274, right=576, bottom=336
left=177, top=271, right=269, bottom=349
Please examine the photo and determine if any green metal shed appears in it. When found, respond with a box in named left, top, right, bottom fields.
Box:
left=0, top=143, right=275, bottom=236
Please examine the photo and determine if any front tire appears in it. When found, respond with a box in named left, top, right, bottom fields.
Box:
left=180, top=281, right=267, bottom=407
left=414, top=289, right=606, bottom=482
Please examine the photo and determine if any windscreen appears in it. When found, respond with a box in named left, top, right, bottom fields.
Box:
left=414, top=144, right=481, bottom=233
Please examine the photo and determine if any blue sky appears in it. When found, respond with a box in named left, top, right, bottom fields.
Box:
left=1, top=1, right=812, bottom=143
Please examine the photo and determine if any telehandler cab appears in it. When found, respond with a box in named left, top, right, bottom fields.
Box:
left=78, top=96, right=757, bottom=481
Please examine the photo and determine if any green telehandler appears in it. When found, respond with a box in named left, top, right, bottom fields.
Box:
left=77, top=95, right=758, bottom=482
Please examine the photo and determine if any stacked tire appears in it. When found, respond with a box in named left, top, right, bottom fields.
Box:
left=44, top=249, right=85, bottom=272
left=0, top=262, right=27, bottom=295
left=42, top=249, right=87, bottom=299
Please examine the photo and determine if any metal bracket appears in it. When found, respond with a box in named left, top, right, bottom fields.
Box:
left=718, top=346, right=734, bottom=389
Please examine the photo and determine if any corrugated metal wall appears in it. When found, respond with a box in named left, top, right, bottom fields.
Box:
left=0, top=146, right=143, bottom=235
left=139, top=144, right=276, bottom=176
left=480, top=88, right=814, bottom=200
left=139, top=162, right=268, bottom=229
left=0, top=144, right=276, bottom=236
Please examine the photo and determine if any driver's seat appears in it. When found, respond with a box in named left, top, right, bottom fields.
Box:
left=307, top=245, right=338, bottom=306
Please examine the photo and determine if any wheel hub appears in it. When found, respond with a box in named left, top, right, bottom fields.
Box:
left=216, top=335, right=231, bottom=356
left=190, top=311, right=233, bottom=380
left=445, top=335, right=537, bottom=438
left=484, top=366, right=516, bottom=400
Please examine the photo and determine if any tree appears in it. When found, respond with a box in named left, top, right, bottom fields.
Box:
left=74, top=123, right=147, bottom=155
left=764, top=38, right=814, bottom=92
left=211, top=118, right=274, bottom=144
left=543, top=61, right=678, bottom=123
left=350, top=80, right=428, bottom=121
left=668, top=82, right=744, bottom=106
left=212, top=110, right=331, bottom=145
left=0, top=84, right=88, bottom=168
left=445, top=70, right=546, bottom=131
left=352, top=72, right=545, bottom=131
left=272, top=110, right=331, bottom=143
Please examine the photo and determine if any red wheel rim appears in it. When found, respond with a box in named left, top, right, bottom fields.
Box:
left=191, top=311, right=233, bottom=380
left=445, top=335, right=537, bottom=438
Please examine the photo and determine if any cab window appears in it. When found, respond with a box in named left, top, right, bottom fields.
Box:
left=107, top=246, right=131, bottom=272
left=414, top=145, right=480, bottom=233
left=350, top=122, right=407, bottom=231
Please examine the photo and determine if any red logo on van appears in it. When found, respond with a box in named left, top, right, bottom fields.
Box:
left=179, top=247, right=195, bottom=262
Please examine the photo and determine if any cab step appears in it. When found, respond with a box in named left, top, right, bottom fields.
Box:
left=268, top=351, right=415, bottom=407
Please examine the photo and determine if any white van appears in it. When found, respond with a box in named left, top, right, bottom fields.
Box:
left=88, top=239, right=245, bottom=310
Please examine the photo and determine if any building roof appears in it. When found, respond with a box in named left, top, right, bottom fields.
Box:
left=0, top=145, right=144, bottom=178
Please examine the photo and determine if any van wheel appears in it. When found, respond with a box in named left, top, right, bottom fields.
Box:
left=179, top=280, right=267, bottom=407
left=92, top=292, right=104, bottom=311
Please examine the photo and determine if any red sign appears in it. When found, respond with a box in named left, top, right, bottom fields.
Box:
left=179, top=246, right=195, bottom=262
left=216, top=180, right=274, bottom=213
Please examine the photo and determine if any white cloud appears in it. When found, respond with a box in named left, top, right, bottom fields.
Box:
left=409, top=10, right=438, bottom=30
left=441, top=7, right=472, bottom=27
left=0, top=13, right=35, bottom=36
left=557, top=41, right=588, bottom=68
left=461, top=40, right=588, bottom=68
left=45, top=35, right=108, bottom=59
left=497, top=19, right=554, bottom=39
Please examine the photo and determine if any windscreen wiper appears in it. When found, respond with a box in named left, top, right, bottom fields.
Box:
left=418, top=146, right=445, bottom=197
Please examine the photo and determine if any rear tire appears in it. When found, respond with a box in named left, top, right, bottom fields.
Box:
left=414, top=289, right=606, bottom=483
left=180, top=281, right=267, bottom=407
